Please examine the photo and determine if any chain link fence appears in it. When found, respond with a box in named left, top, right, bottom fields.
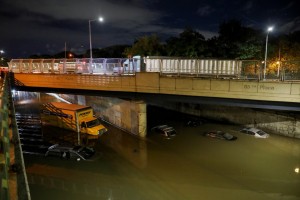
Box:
left=239, top=60, right=300, bottom=81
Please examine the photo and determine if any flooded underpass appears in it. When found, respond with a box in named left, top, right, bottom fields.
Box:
left=13, top=92, right=300, bottom=200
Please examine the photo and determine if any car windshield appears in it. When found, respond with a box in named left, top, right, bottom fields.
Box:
left=257, top=130, right=267, bottom=136
left=77, top=147, right=95, bottom=159
left=86, top=119, right=101, bottom=128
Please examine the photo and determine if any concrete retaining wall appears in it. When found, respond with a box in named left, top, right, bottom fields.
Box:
left=171, top=103, right=300, bottom=139
left=60, top=93, right=300, bottom=139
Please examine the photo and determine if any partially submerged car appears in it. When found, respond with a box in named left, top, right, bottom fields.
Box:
left=185, top=119, right=204, bottom=127
left=203, top=131, right=237, bottom=141
left=151, top=125, right=176, bottom=138
left=240, top=127, right=270, bottom=138
left=45, top=144, right=96, bottom=161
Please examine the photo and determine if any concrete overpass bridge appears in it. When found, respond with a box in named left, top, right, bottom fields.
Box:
left=6, top=57, right=300, bottom=125
left=7, top=58, right=300, bottom=138
left=1, top=57, right=300, bottom=200
left=7, top=57, right=300, bottom=107
left=9, top=71, right=300, bottom=109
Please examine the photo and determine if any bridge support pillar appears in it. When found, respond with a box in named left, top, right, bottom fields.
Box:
left=90, top=97, right=147, bottom=138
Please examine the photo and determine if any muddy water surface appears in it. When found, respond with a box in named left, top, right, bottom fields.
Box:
left=14, top=93, right=300, bottom=200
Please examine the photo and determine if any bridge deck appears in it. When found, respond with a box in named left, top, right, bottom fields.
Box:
left=12, top=72, right=300, bottom=104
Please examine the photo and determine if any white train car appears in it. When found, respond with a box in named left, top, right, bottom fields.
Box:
left=144, top=56, right=242, bottom=77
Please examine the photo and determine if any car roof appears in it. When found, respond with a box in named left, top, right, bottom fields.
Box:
left=242, top=127, right=260, bottom=132
left=247, top=128, right=261, bottom=132
left=48, top=144, right=74, bottom=151
left=161, top=126, right=174, bottom=130
left=156, top=125, right=168, bottom=128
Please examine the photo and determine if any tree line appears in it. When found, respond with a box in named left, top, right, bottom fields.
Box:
left=124, top=19, right=300, bottom=62
left=30, top=19, right=299, bottom=62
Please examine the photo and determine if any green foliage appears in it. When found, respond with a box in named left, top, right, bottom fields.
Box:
left=165, top=27, right=206, bottom=58
left=216, top=19, right=263, bottom=59
left=27, top=20, right=300, bottom=62
left=276, top=31, right=300, bottom=61
left=123, top=34, right=164, bottom=57
left=0, top=57, right=9, bottom=67
left=121, top=21, right=268, bottom=60
left=93, top=45, right=130, bottom=58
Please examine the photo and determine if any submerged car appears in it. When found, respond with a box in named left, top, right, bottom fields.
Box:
left=185, top=119, right=204, bottom=127
left=151, top=125, right=176, bottom=138
left=203, top=131, right=237, bottom=141
left=45, top=144, right=96, bottom=161
left=240, top=127, right=269, bottom=138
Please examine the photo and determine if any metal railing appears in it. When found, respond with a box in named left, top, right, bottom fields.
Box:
left=7, top=58, right=300, bottom=81
left=239, top=60, right=300, bottom=81
left=7, top=57, right=141, bottom=75
left=0, top=74, right=31, bottom=200
left=0, top=75, right=10, bottom=200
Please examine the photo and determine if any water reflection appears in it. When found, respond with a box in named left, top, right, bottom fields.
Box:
left=13, top=92, right=300, bottom=200
left=100, top=124, right=148, bottom=169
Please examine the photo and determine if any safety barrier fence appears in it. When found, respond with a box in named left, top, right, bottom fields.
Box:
left=0, top=75, right=10, bottom=200
left=0, top=74, right=31, bottom=200
left=7, top=58, right=300, bottom=81
left=7, top=58, right=140, bottom=75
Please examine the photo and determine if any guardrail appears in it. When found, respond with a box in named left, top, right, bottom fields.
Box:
left=0, top=75, right=10, bottom=200
left=0, top=74, right=31, bottom=200
left=7, top=58, right=300, bottom=81
left=7, top=58, right=140, bottom=75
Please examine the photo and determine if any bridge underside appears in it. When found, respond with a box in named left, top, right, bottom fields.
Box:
left=10, top=72, right=300, bottom=111
left=12, top=85, right=300, bottom=112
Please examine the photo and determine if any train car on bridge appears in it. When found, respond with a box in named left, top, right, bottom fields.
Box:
left=144, top=56, right=242, bottom=78
left=7, top=57, right=257, bottom=79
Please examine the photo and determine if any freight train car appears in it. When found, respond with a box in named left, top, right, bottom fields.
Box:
left=144, top=56, right=242, bottom=78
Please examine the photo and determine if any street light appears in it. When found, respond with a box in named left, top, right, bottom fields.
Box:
left=89, top=17, right=104, bottom=68
left=263, top=26, right=273, bottom=80
left=0, top=50, right=4, bottom=59
left=0, top=50, right=4, bottom=65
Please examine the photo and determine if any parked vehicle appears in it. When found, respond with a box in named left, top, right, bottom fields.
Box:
left=45, top=144, right=96, bottom=161
left=151, top=125, right=176, bottom=138
left=185, top=119, right=204, bottom=127
left=240, top=127, right=269, bottom=138
left=18, top=128, right=42, bottom=134
left=41, top=102, right=107, bottom=137
left=203, top=131, right=237, bottom=141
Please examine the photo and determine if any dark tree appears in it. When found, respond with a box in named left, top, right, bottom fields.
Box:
left=165, top=27, right=206, bottom=58
left=216, top=19, right=262, bottom=59
left=123, top=34, right=164, bottom=57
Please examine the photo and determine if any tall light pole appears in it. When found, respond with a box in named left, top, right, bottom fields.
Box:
left=263, top=26, right=273, bottom=80
left=0, top=50, right=4, bottom=58
left=89, top=17, right=104, bottom=68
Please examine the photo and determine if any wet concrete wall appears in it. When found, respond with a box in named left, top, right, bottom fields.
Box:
left=60, top=93, right=299, bottom=139
left=171, top=102, right=300, bottom=139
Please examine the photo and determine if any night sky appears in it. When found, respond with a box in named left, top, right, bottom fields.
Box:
left=0, top=0, right=299, bottom=58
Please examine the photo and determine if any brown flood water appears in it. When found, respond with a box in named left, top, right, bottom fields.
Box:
left=23, top=117, right=300, bottom=200
left=13, top=92, right=300, bottom=200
